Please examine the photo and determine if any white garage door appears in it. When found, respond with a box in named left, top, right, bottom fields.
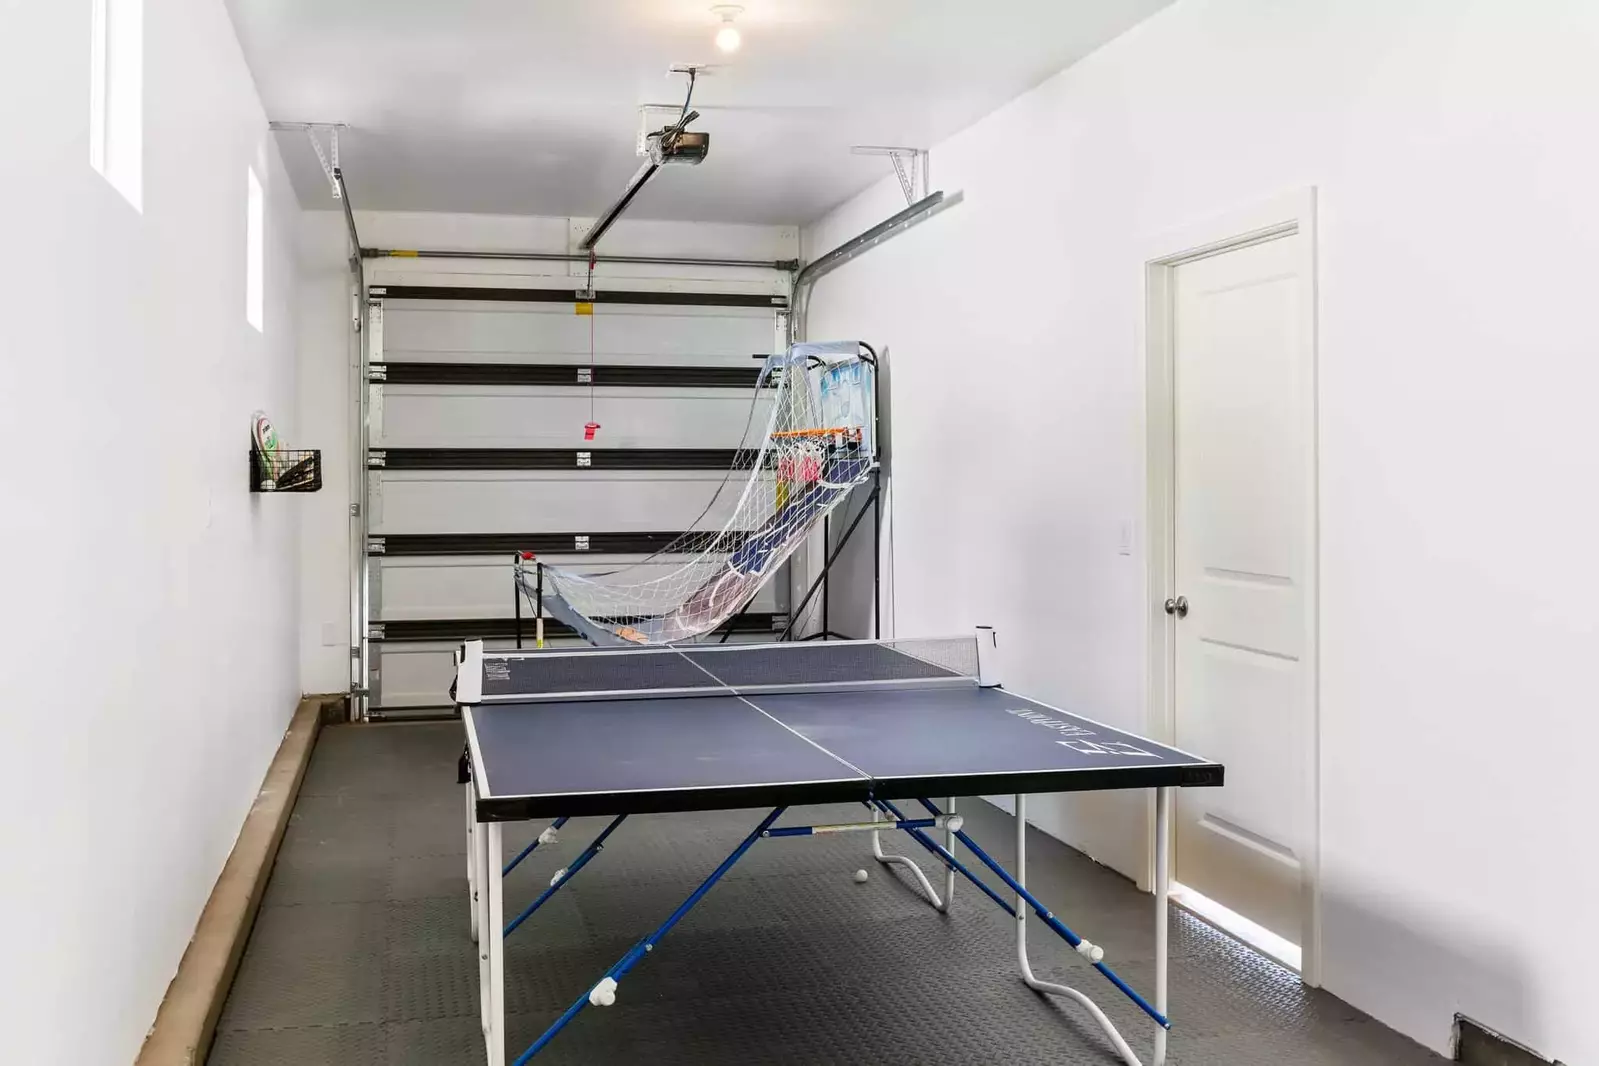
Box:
left=365, top=286, right=789, bottom=712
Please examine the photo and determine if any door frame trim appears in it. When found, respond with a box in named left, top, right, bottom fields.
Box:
left=1139, top=188, right=1322, bottom=985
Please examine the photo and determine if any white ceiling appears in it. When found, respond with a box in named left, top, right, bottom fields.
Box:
left=226, top=0, right=1171, bottom=226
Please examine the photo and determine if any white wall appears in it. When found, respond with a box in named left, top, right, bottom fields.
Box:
left=297, top=210, right=798, bottom=694
left=802, top=1, right=1599, bottom=1061
left=0, top=2, right=302, bottom=1063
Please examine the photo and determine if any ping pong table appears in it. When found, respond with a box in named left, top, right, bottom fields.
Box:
left=455, top=629, right=1223, bottom=1066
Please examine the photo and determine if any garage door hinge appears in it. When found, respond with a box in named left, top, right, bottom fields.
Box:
left=574, top=535, right=590, bottom=551
left=369, top=286, right=387, bottom=298
left=368, top=623, right=386, bottom=640
left=349, top=686, right=370, bottom=698
left=368, top=365, right=388, bottom=383
left=368, top=450, right=387, bottom=468
left=368, top=537, right=386, bottom=555
left=576, top=367, right=593, bottom=384
left=576, top=451, right=592, bottom=468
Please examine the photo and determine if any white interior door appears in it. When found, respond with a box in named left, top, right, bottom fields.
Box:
left=1171, top=232, right=1313, bottom=947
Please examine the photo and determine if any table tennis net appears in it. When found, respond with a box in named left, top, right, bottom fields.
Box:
left=476, top=637, right=980, bottom=703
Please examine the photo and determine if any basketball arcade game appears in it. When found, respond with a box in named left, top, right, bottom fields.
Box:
left=511, top=340, right=887, bottom=649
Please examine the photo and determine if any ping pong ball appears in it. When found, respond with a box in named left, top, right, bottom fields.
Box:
left=853, top=869, right=869, bottom=883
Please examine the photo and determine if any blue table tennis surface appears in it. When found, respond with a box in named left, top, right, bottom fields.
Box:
left=462, top=642, right=1223, bottom=821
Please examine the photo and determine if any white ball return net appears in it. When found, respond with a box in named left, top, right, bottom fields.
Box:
left=516, top=340, right=877, bottom=645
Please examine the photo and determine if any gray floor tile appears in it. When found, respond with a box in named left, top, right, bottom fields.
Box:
left=217, top=902, right=385, bottom=1030
left=208, top=1022, right=385, bottom=1066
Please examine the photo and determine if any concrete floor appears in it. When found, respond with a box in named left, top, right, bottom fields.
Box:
left=210, top=722, right=1446, bottom=1065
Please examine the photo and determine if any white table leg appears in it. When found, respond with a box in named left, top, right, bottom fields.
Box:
left=943, top=796, right=956, bottom=910
left=467, top=781, right=480, bottom=944
left=1153, top=786, right=1172, bottom=1066
left=486, top=821, right=507, bottom=1066
left=1013, top=793, right=1142, bottom=1066
left=477, top=812, right=491, bottom=1045
left=870, top=803, right=944, bottom=910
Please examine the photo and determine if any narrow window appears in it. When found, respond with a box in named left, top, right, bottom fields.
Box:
left=246, top=168, right=264, bottom=331
left=89, top=0, right=142, bottom=210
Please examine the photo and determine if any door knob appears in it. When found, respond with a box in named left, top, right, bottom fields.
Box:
left=1164, top=596, right=1189, bottom=618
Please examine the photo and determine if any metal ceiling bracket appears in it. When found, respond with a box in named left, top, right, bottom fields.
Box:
left=311, top=127, right=339, bottom=199
left=850, top=145, right=930, bottom=206
left=637, top=103, right=686, bottom=157
left=268, top=121, right=348, bottom=200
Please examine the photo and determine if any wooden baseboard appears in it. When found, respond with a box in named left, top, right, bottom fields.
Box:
left=134, top=696, right=333, bottom=1065
left=1455, top=1016, right=1562, bottom=1066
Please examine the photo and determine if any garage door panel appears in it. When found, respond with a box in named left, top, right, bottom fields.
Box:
left=374, top=631, right=784, bottom=710
left=376, top=555, right=780, bottom=621
left=375, top=386, right=772, bottom=449
left=591, top=309, right=775, bottom=360
left=364, top=291, right=784, bottom=672
left=370, top=471, right=756, bottom=535
left=384, top=303, right=775, bottom=363
left=373, top=644, right=491, bottom=709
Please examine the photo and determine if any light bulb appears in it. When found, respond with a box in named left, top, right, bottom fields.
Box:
left=715, top=23, right=741, bottom=52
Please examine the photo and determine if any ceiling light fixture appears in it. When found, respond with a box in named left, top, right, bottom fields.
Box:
left=712, top=5, right=743, bottom=53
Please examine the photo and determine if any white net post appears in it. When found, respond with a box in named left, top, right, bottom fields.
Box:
left=975, top=626, right=1000, bottom=687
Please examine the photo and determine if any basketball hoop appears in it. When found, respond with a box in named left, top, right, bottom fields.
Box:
left=773, top=426, right=861, bottom=485
left=776, top=437, right=826, bottom=484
